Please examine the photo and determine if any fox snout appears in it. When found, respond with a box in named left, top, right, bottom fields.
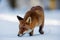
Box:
left=17, top=29, right=32, bottom=37
left=17, top=33, right=25, bottom=37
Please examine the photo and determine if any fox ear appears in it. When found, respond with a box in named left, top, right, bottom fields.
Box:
left=26, top=17, right=31, bottom=24
left=17, top=15, right=23, bottom=20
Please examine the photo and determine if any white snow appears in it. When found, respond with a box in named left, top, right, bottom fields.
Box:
left=0, top=0, right=60, bottom=40
left=0, top=10, right=60, bottom=40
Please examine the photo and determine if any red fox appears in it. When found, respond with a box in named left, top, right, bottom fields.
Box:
left=17, top=6, right=44, bottom=37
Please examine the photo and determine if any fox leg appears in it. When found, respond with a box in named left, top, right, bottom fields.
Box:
left=39, top=22, right=44, bottom=34
left=29, top=30, right=33, bottom=36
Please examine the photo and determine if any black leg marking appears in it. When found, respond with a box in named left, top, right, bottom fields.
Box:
left=39, top=23, right=44, bottom=34
left=29, top=30, right=33, bottom=36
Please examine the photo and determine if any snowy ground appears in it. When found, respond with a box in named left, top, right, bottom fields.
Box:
left=0, top=0, right=60, bottom=40
left=0, top=10, right=60, bottom=40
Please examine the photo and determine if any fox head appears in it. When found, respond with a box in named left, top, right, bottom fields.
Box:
left=17, top=16, right=32, bottom=37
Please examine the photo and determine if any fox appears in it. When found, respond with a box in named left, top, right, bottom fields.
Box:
left=17, top=6, right=44, bottom=37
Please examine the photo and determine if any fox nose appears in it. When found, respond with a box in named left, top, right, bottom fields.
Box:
left=17, top=34, right=23, bottom=37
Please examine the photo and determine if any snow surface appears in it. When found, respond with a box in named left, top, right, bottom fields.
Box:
left=0, top=0, right=60, bottom=40
left=0, top=10, right=60, bottom=40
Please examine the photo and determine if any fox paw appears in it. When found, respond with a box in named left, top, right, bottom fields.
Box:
left=40, top=31, right=44, bottom=34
